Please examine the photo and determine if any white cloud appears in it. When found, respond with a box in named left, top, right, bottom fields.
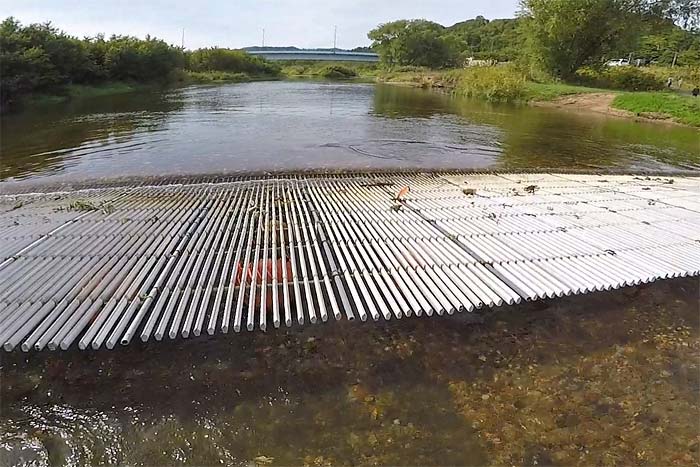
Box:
left=0, top=0, right=520, bottom=49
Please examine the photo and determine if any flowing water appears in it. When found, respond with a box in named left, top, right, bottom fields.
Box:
left=1, top=81, right=699, bottom=466
left=1, top=81, right=699, bottom=187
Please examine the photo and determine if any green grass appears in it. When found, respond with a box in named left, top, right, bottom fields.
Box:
left=281, top=61, right=379, bottom=79
left=184, top=70, right=252, bottom=83
left=445, top=66, right=527, bottom=102
left=374, top=67, right=611, bottom=103
left=612, top=92, right=700, bottom=127
left=524, top=82, right=612, bottom=102
left=26, top=82, right=141, bottom=106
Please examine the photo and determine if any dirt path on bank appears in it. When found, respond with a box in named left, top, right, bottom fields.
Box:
left=539, top=92, right=625, bottom=115
left=534, top=92, right=692, bottom=127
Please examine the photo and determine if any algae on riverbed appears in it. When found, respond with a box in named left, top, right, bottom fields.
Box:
left=1, top=278, right=698, bottom=466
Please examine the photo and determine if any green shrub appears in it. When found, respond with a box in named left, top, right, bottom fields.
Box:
left=391, top=65, right=429, bottom=73
left=446, top=66, right=527, bottom=102
left=643, top=66, right=700, bottom=90
left=318, top=65, right=357, bottom=79
left=186, top=48, right=280, bottom=76
left=576, top=67, right=664, bottom=91
left=185, top=71, right=251, bottom=83
left=0, top=17, right=184, bottom=108
left=280, top=64, right=309, bottom=76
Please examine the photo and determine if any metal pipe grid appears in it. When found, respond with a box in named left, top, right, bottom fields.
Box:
left=0, top=172, right=698, bottom=352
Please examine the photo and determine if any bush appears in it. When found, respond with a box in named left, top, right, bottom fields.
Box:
left=446, top=65, right=527, bottom=102
left=644, top=66, right=700, bottom=90
left=98, top=35, right=184, bottom=82
left=576, top=67, right=665, bottom=91
left=0, top=17, right=184, bottom=108
left=280, top=64, right=309, bottom=76
left=185, top=71, right=251, bottom=83
left=186, top=48, right=280, bottom=76
left=318, top=65, right=357, bottom=79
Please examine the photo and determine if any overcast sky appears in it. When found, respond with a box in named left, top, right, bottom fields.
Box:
left=1, top=0, right=521, bottom=49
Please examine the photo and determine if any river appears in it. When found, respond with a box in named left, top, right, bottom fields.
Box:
left=1, top=81, right=699, bottom=187
left=0, top=82, right=699, bottom=466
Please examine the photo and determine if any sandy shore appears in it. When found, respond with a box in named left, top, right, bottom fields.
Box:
left=532, top=92, right=696, bottom=127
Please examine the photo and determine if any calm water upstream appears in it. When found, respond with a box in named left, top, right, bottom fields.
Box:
left=1, top=82, right=699, bottom=466
left=1, top=80, right=699, bottom=187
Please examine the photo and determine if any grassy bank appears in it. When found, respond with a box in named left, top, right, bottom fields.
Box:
left=373, top=65, right=700, bottom=127
left=613, top=92, right=700, bottom=127
left=23, top=82, right=146, bottom=107
left=281, top=61, right=379, bottom=79
left=182, top=70, right=280, bottom=84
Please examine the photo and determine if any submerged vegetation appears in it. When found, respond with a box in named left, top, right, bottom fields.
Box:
left=1, top=278, right=697, bottom=465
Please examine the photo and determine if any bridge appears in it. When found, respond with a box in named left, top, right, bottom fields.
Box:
left=246, top=49, right=379, bottom=62
left=1, top=171, right=699, bottom=352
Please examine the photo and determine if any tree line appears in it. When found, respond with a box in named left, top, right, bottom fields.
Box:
left=0, top=18, right=280, bottom=108
left=368, top=0, right=700, bottom=79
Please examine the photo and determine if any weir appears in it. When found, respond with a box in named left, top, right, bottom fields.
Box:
left=1, top=171, right=699, bottom=352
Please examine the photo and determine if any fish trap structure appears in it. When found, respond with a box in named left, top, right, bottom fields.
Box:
left=1, top=172, right=699, bottom=352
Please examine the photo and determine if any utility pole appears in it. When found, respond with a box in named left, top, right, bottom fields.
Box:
left=181, top=28, right=185, bottom=50
left=333, top=25, right=337, bottom=53
left=262, top=28, right=265, bottom=48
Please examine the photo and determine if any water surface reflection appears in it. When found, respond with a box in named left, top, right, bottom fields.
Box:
left=1, top=81, right=698, bottom=187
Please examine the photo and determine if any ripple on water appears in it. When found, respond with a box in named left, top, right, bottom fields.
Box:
left=3, top=81, right=698, bottom=186
left=0, top=405, right=126, bottom=466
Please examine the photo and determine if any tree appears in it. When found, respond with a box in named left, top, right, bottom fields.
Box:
left=368, top=20, right=456, bottom=68
left=520, top=0, right=649, bottom=79
left=444, top=17, right=522, bottom=62
left=0, top=17, right=185, bottom=109
left=186, top=48, right=280, bottom=75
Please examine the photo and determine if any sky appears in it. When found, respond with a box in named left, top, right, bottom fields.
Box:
left=1, top=0, right=521, bottom=50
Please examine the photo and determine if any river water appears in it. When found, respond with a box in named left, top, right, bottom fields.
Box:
left=1, top=81, right=699, bottom=186
left=1, top=82, right=699, bottom=466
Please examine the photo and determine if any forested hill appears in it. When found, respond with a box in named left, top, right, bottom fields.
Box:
left=444, top=16, right=521, bottom=62
left=368, top=13, right=699, bottom=69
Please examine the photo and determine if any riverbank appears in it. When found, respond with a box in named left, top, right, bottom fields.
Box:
left=12, top=68, right=698, bottom=128
left=20, top=82, right=149, bottom=108
left=534, top=91, right=700, bottom=127
left=182, top=70, right=281, bottom=84
left=375, top=69, right=700, bottom=128
left=4, top=72, right=280, bottom=111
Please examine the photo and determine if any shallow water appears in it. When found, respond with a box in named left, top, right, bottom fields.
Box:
left=1, top=278, right=698, bottom=466
left=1, top=82, right=700, bottom=466
left=1, top=81, right=699, bottom=187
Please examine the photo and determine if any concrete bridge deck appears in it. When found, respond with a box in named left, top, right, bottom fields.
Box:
left=1, top=172, right=699, bottom=352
